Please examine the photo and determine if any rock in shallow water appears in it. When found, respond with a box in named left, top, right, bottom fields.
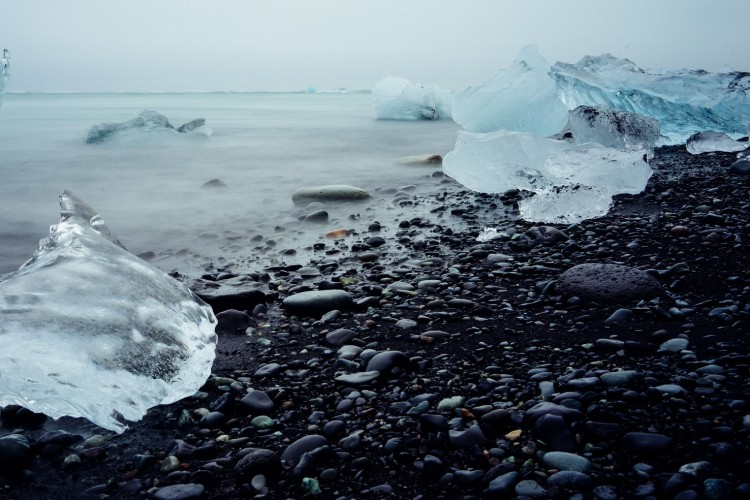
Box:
left=291, top=185, right=371, bottom=205
left=0, top=191, right=217, bottom=433
left=282, top=289, right=354, bottom=317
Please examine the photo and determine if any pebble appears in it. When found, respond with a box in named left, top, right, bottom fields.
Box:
left=281, top=290, right=354, bottom=317
left=620, top=432, right=672, bottom=455
left=659, top=337, right=689, bottom=352
left=542, top=451, right=592, bottom=472
left=325, top=328, right=356, bottom=346
left=280, top=434, right=328, bottom=464
left=547, top=470, right=593, bottom=490
left=291, top=185, right=371, bottom=205
left=152, top=484, right=205, bottom=500
left=437, top=396, right=464, bottom=412
left=515, top=479, right=547, bottom=498
left=0, top=434, right=31, bottom=472
left=233, top=449, right=280, bottom=480
left=335, top=371, right=380, bottom=385
left=240, top=390, right=276, bottom=415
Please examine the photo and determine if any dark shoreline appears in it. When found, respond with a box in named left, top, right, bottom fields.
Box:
left=2, top=145, right=749, bottom=499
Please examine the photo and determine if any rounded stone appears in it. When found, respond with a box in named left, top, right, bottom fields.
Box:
left=280, top=434, right=328, bottom=465
left=240, top=390, right=276, bottom=415
left=325, top=328, right=356, bottom=346
left=366, top=350, right=408, bottom=375
left=292, top=185, right=371, bottom=205
left=334, top=371, right=380, bottom=385
left=542, top=451, right=592, bottom=472
left=282, top=290, right=354, bottom=317
left=215, top=309, right=254, bottom=335
left=620, top=432, right=672, bottom=455
left=547, top=470, right=593, bottom=490
left=152, top=483, right=205, bottom=500
left=557, top=263, right=663, bottom=303
left=729, top=158, right=750, bottom=175
left=0, top=434, right=31, bottom=472
left=234, top=449, right=280, bottom=480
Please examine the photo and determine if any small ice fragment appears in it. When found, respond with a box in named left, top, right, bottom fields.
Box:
left=0, top=191, right=217, bottom=433
left=685, top=131, right=749, bottom=154
left=0, top=49, right=10, bottom=109
left=476, top=227, right=508, bottom=242
left=518, top=185, right=613, bottom=224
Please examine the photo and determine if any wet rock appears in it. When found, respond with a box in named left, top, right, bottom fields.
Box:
left=366, top=351, right=408, bottom=375
left=0, top=434, right=31, bottom=472
left=325, top=328, right=356, bottom=346
left=729, top=158, right=750, bottom=175
left=542, top=451, right=592, bottom=472
left=547, top=470, right=593, bottom=490
left=152, top=483, right=205, bottom=500
left=620, top=432, right=672, bottom=455
left=215, top=309, right=254, bottom=334
left=282, top=290, right=354, bottom=317
left=281, top=434, right=328, bottom=465
left=292, top=185, right=371, bottom=205
left=240, top=390, right=275, bottom=415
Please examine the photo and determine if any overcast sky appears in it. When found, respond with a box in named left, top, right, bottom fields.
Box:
left=1, top=0, right=748, bottom=92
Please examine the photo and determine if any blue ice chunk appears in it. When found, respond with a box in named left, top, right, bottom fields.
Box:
left=372, top=76, right=452, bottom=120
left=0, top=191, right=217, bottom=433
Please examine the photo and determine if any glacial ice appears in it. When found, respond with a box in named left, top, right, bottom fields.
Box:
left=372, top=76, right=452, bottom=120
left=0, top=191, right=217, bottom=433
left=567, top=105, right=660, bottom=151
left=451, top=45, right=569, bottom=137
left=442, top=129, right=651, bottom=223
left=685, top=131, right=748, bottom=155
left=86, top=110, right=210, bottom=144
left=550, top=54, right=750, bottom=144
left=0, top=49, right=9, bottom=109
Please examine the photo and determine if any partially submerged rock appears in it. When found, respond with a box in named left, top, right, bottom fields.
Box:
left=291, top=185, right=371, bottom=206
left=396, top=154, right=443, bottom=166
left=0, top=191, right=217, bottom=433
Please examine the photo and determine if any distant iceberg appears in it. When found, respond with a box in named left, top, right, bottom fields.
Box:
left=372, top=76, right=452, bottom=120
left=452, top=45, right=569, bottom=137
left=551, top=54, right=750, bottom=144
left=0, top=49, right=9, bottom=109
left=0, top=191, right=217, bottom=433
left=86, top=110, right=210, bottom=144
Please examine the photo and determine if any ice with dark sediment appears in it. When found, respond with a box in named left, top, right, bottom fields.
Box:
left=452, top=45, right=568, bottom=137
left=550, top=54, right=750, bottom=144
left=86, top=110, right=210, bottom=144
left=0, top=49, right=10, bottom=109
left=567, top=105, right=660, bottom=151
left=372, top=76, right=452, bottom=120
left=0, top=191, right=217, bottom=433
left=685, top=131, right=749, bottom=155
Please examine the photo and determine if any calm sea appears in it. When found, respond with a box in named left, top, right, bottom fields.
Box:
left=0, top=92, right=461, bottom=276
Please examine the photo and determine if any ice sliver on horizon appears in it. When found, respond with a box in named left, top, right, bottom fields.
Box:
left=551, top=54, right=750, bottom=144
left=0, top=191, right=217, bottom=433
left=372, top=76, right=453, bottom=120
left=0, top=49, right=9, bottom=109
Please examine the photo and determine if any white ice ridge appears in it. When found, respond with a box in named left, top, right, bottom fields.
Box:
left=372, top=76, right=453, bottom=120
left=550, top=54, right=750, bottom=144
left=0, top=49, right=10, bottom=109
left=0, top=191, right=217, bottom=433
left=451, top=45, right=569, bottom=137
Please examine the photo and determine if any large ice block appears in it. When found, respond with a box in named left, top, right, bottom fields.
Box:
left=551, top=54, right=750, bottom=144
left=442, top=129, right=651, bottom=223
left=372, top=76, right=452, bottom=120
left=0, top=191, right=217, bottom=433
left=451, top=45, right=568, bottom=136
left=0, top=49, right=9, bottom=109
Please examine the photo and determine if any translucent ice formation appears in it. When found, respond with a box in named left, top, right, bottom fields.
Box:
left=86, top=110, right=210, bottom=144
left=452, top=45, right=568, bottom=137
left=443, top=129, right=651, bottom=223
left=567, top=105, right=660, bottom=151
left=550, top=54, right=750, bottom=144
left=0, top=49, right=9, bottom=109
left=372, top=77, right=452, bottom=120
left=0, top=191, right=217, bottom=433
left=685, top=131, right=748, bottom=154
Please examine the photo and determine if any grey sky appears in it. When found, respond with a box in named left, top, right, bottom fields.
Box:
left=1, top=0, right=747, bottom=92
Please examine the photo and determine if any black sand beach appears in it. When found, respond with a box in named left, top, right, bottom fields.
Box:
left=2, top=145, right=749, bottom=499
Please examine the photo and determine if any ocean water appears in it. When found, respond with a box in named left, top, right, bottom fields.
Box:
left=0, top=92, right=461, bottom=276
